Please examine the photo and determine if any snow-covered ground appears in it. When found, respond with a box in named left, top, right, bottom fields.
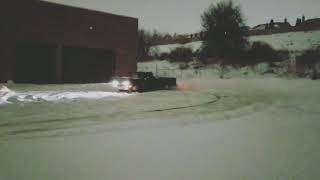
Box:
left=149, top=30, right=320, bottom=56
left=138, top=60, right=291, bottom=79
left=1, top=76, right=320, bottom=180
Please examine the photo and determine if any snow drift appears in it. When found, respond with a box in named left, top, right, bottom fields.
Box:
left=0, top=84, right=130, bottom=105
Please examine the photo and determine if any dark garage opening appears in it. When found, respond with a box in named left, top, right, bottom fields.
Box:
left=62, top=46, right=115, bottom=83
left=15, top=41, right=57, bottom=84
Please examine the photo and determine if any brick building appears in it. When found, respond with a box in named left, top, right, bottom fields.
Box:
left=0, top=0, right=138, bottom=83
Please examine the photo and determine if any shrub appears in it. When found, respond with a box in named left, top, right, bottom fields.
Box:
left=296, top=47, right=320, bottom=78
left=296, top=47, right=320, bottom=67
left=178, top=63, right=189, bottom=70
left=168, top=47, right=194, bottom=62
left=201, top=0, right=249, bottom=59
left=241, top=42, right=289, bottom=65
left=158, top=52, right=170, bottom=60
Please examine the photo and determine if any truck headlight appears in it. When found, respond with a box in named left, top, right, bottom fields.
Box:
left=122, top=80, right=131, bottom=88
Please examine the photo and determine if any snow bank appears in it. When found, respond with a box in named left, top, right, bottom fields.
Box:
left=0, top=84, right=130, bottom=105
left=149, top=41, right=202, bottom=56
left=14, top=91, right=130, bottom=103
left=0, top=85, right=16, bottom=105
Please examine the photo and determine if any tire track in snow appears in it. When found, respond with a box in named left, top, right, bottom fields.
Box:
left=0, top=92, right=269, bottom=140
left=0, top=115, right=99, bottom=128
left=145, top=94, right=228, bottom=112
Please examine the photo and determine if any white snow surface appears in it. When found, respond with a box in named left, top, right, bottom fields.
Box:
left=149, top=41, right=202, bottom=56
left=1, top=76, right=320, bottom=180
left=0, top=86, right=15, bottom=105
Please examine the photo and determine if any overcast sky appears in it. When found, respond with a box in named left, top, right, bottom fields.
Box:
left=45, top=0, right=320, bottom=34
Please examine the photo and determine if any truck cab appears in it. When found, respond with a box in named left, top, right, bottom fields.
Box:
left=112, top=72, right=176, bottom=92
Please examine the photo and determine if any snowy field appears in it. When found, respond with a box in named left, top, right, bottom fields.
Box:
left=249, top=30, right=320, bottom=51
left=138, top=60, right=291, bottom=79
left=1, top=76, right=320, bottom=180
left=149, top=30, right=320, bottom=56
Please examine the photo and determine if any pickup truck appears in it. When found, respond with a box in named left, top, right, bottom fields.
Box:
left=111, top=72, right=176, bottom=92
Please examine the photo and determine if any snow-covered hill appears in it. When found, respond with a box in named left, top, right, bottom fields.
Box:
left=149, top=30, right=320, bottom=56
left=249, top=30, right=320, bottom=51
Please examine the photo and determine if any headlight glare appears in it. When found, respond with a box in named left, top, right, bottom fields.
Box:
left=122, top=80, right=131, bottom=87
left=111, top=80, right=119, bottom=87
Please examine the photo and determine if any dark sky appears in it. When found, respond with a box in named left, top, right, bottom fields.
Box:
left=45, top=0, right=320, bottom=34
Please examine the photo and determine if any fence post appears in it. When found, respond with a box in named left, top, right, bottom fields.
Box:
left=155, top=64, right=158, bottom=76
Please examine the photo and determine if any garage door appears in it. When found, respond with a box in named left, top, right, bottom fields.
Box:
left=15, top=41, right=57, bottom=84
left=62, top=46, right=115, bottom=83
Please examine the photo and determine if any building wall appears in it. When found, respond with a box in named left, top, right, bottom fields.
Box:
left=0, top=0, right=138, bottom=83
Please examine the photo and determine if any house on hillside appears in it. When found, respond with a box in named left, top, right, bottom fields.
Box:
left=251, top=24, right=268, bottom=31
left=252, top=22, right=291, bottom=31
left=299, top=18, right=320, bottom=29
left=250, top=20, right=291, bottom=35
